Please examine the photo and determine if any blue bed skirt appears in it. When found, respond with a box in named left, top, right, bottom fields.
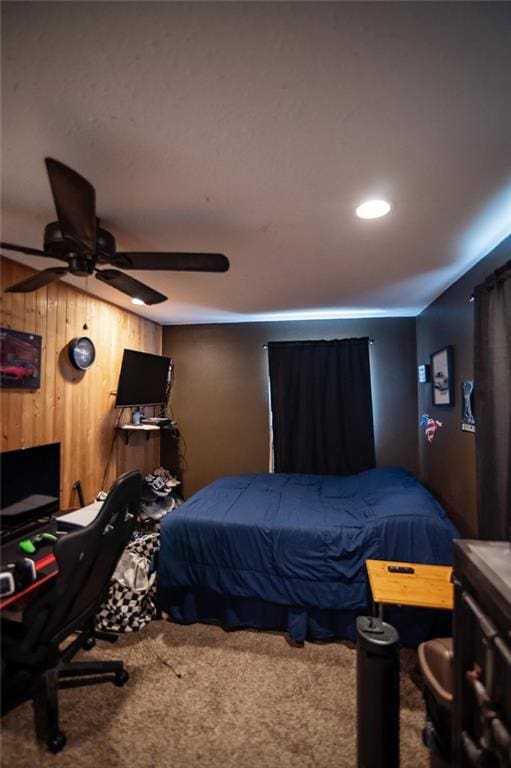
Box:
left=158, top=585, right=452, bottom=646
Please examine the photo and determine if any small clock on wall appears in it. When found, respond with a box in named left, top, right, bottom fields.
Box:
left=68, top=337, right=96, bottom=371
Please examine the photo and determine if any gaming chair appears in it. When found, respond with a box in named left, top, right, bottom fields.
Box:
left=1, top=469, right=142, bottom=752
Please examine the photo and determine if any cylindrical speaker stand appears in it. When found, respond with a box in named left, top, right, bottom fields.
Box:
left=357, top=616, right=400, bottom=768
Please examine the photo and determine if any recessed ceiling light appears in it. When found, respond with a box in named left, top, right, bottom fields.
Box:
left=132, top=298, right=145, bottom=306
left=356, top=199, right=391, bottom=219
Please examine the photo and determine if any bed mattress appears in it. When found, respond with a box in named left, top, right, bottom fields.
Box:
left=158, top=468, right=458, bottom=642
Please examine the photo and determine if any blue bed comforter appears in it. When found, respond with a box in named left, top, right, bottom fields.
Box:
left=159, top=468, right=459, bottom=619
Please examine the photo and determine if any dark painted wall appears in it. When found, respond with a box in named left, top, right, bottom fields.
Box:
left=163, top=318, right=418, bottom=498
left=416, top=236, right=511, bottom=537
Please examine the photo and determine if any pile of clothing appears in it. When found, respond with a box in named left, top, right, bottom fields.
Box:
left=97, top=531, right=160, bottom=632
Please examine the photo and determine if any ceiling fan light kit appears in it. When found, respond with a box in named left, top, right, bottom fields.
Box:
left=1, top=158, right=229, bottom=305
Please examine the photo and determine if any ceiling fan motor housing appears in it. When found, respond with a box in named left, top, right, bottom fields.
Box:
left=44, top=221, right=116, bottom=269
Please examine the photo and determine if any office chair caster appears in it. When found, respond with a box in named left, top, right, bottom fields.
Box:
left=83, top=636, right=96, bottom=650
left=48, top=731, right=67, bottom=753
left=114, top=669, right=129, bottom=687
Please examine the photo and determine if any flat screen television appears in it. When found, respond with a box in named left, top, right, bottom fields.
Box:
left=0, top=442, right=60, bottom=530
left=115, top=349, right=171, bottom=408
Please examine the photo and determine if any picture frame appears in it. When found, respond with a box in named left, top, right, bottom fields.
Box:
left=430, top=345, right=454, bottom=407
left=461, top=379, right=475, bottom=432
left=0, top=327, right=42, bottom=390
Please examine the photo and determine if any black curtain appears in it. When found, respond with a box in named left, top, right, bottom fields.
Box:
left=268, top=338, right=375, bottom=475
left=474, top=259, right=511, bottom=540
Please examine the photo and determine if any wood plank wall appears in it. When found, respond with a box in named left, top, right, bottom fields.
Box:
left=1, top=257, right=162, bottom=509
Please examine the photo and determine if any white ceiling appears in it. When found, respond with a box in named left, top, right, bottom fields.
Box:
left=2, top=1, right=511, bottom=325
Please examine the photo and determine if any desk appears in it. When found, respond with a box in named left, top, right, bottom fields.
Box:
left=0, top=521, right=60, bottom=610
left=366, top=559, right=454, bottom=618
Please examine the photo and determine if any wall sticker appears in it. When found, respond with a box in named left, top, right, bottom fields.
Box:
left=420, top=413, right=443, bottom=443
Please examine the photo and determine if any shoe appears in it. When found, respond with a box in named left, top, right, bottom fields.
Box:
left=151, top=477, right=171, bottom=497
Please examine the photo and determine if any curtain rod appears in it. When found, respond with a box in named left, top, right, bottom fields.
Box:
left=263, top=338, right=374, bottom=349
left=468, top=259, right=510, bottom=302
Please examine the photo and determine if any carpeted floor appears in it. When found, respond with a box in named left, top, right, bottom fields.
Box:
left=1, top=620, right=429, bottom=768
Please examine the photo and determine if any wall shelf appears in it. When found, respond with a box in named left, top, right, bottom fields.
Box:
left=117, top=424, right=160, bottom=445
left=116, top=424, right=179, bottom=446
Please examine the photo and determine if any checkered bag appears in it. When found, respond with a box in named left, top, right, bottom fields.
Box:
left=96, top=532, right=160, bottom=633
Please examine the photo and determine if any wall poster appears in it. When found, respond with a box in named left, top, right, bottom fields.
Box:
left=461, top=379, right=475, bottom=432
left=0, top=327, right=42, bottom=389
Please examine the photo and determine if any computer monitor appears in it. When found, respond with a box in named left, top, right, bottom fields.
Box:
left=0, top=442, right=60, bottom=531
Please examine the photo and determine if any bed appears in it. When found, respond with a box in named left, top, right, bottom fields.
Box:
left=157, top=468, right=459, bottom=645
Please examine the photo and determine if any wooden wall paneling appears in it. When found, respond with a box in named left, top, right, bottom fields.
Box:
left=33, top=285, right=48, bottom=448
left=6, top=263, right=26, bottom=450
left=44, top=282, right=58, bottom=443
left=112, top=300, right=128, bottom=481
left=102, top=297, right=121, bottom=493
left=76, top=294, right=89, bottom=501
left=1, top=257, right=162, bottom=510
left=127, top=311, right=139, bottom=351
left=0, top=262, right=12, bottom=451
left=62, top=284, right=76, bottom=508
left=89, top=294, right=111, bottom=500
left=0, top=260, right=13, bottom=327
left=54, top=281, right=68, bottom=500
left=82, top=293, right=97, bottom=500
left=72, top=289, right=86, bottom=504
left=153, top=318, right=163, bottom=466
left=0, top=260, right=13, bottom=449
left=23, top=282, right=37, bottom=335
left=115, top=309, right=130, bottom=480
left=144, top=316, right=163, bottom=469
left=20, top=288, right=37, bottom=449
left=85, top=296, right=99, bottom=501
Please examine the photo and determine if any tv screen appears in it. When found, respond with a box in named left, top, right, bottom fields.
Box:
left=115, top=349, right=171, bottom=408
left=0, top=442, right=60, bottom=528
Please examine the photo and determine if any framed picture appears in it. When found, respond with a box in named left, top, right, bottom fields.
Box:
left=0, top=327, right=42, bottom=390
left=430, top=345, right=454, bottom=407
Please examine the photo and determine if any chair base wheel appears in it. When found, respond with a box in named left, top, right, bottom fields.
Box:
left=48, top=731, right=67, bottom=753
left=114, top=669, right=129, bottom=687
left=83, top=636, right=96, bottom=650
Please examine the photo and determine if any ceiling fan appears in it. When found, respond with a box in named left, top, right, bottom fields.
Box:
left=1, top=158, right=229, bottom=305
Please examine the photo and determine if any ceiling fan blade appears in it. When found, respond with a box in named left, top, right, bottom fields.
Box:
left=5, top=267, right=68, bottom=293
left=1, top=241, right=46, bottom=257
left=95, top=269, right=167, bottom=305
left=45, top=158, right=96, bottom=253
left=111, top=252, right=229, bottom=273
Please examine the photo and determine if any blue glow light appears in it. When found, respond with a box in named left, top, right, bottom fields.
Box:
left=238, top=307, right=410, bottom=322
left=458, top=181, right=511, bottom=268
left=169, top=306, right=419, bottom=325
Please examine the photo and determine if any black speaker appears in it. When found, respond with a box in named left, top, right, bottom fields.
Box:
left=357, top=616, right=400, bottom=768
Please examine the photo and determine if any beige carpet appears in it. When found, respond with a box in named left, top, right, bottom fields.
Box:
left=1, top=620, right=429, bottom=768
